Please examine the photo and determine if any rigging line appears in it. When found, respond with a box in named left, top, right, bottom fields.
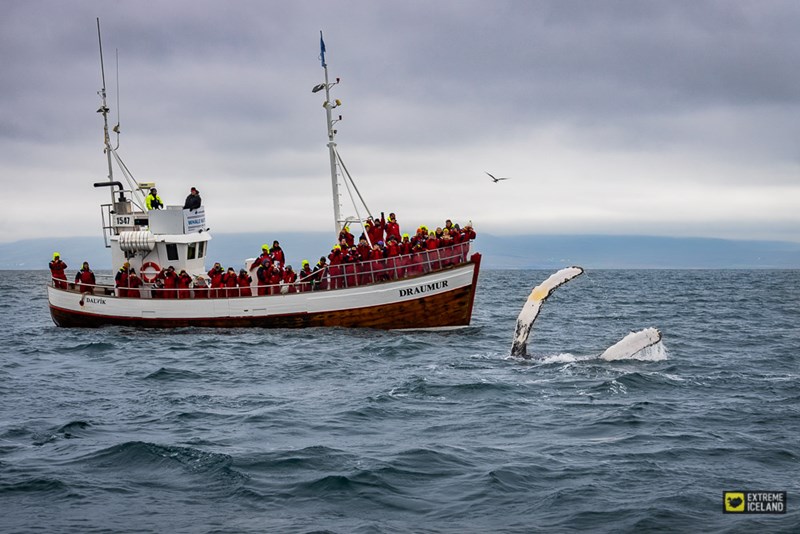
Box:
left=110, top=150, right=145, bottom=210
left=339, top=163, right=366, bottom=236
left=334, top=147, right=372, bottom=220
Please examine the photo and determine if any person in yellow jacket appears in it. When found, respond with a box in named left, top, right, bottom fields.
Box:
left=145, top=187, right=163, bottom=210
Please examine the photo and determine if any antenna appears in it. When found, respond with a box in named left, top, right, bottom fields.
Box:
left=113, top=48, right=121, bottom=149
left=96, top=18, right=115, bottom=204
left=96, top=18, right=107, bottom=93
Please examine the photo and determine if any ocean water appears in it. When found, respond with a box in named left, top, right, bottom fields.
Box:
left=1, top=269, right=798, bottom=533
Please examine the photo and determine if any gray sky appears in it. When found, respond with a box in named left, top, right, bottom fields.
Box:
left=2, top=0, right=798, bottom=243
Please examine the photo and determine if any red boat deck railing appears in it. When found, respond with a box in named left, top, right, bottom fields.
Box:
left=51, top=241, right=475, bottom=299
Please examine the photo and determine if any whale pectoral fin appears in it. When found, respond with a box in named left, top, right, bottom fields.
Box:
left=600, top=328, right=662, bottom=360
left=510, top=267, right=584, bottom=358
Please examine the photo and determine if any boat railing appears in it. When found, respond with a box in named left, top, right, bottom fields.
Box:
left=99, top=195, right=150, bottom=247
left=51, top=241, right=474, bottom=299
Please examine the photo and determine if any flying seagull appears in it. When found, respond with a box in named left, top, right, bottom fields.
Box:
left=486, top=172, right=511, bottom=183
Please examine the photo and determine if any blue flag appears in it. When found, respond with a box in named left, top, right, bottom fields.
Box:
left=319, top=31, right=326, bottom=67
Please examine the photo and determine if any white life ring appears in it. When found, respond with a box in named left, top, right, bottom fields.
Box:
left=141, top=261, right=161, bottom=283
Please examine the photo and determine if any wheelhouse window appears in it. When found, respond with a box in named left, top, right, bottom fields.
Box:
left=187, top=242, right=197, bottom=260
left=198, top=241, right=206, bottom=258
left=166, top=243, right=179, bottom=261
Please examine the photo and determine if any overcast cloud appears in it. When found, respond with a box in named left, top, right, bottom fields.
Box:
left=1, top=0, right=798, bottom=243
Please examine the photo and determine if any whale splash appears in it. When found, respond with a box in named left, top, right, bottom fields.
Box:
left=510, top=267, right=665, bottom=361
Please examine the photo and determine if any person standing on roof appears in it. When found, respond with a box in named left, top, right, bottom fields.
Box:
left=145, top=188, right=163, bottom=210
left=183, top=187, right=202, bottom=210
left=49, top=252, right=68, bottom=289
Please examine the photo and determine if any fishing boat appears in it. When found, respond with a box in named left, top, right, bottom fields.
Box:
left=46, top=27, right=481, bottom=329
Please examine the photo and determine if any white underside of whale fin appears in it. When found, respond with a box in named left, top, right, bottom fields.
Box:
left=510, top=266, right=584, bottom=358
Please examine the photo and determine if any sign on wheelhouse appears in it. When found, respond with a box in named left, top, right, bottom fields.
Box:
left=46, top=24, right=481, bottom=329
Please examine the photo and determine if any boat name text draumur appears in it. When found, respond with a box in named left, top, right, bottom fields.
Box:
left=399, top=280, right=448, bottom=298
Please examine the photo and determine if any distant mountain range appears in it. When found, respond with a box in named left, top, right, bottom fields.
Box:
left=1, top=233, right=799, bottom=270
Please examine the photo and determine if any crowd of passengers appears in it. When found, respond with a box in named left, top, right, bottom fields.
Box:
left=53, top=213, right=476, bottom=298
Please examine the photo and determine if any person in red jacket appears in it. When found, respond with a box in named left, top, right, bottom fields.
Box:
left=399, top=234, right=413, bottom=255
left=366, top=213, right=386, bottom=245
left=49, top=253, right=68, bottom=289
left=338, top=227, right=355, bottom=247
left=74, top=262, right=96, bottom=293
left=115, top=262, right=130, bottom=298
left=298, top=261, right=313, bottom=292
left=328, top=245, right=344, bottom=289
left=267, top=263, right=282, bottom=295
left=462, top=221, right=476, bottom=241
left=407, top=245, right=425, bottom=276
left=460, top=221, right=476, bottom=262
left=368, top=242, right=386, bottom=282
left=193, top=276, right=209, bottom=298
left=385, top=236, right=401, bottom=279
left=440, top=229, right=455, bottom=267
left=341, top=248, right=358, bottom=288
left=255, top=260, right=270, bottom=296
left=425, top=231, right=440, bottom=271
left=237, top=269, right=252, bottom=297
left=222, top=267, right=238, bottom=297
left=207, top=263, right=224, bottom=298
left=354, top=236, right=371, bottom=285
left=282, top=265, right=298, bottom=293
left=127, top=269, right=143, bottom=298
left=270, top=241, right=285, bottom=266
left=397, top=234, right=412, bottom=278
left=385, top=213, right=401, bottom=242
left=158, top=266, right=179, bottom=299
left=177, top=270, right=193, bottom=299
left=250, top=245, right=271, bottom=271
left=311, top=257, right=328, bottom=291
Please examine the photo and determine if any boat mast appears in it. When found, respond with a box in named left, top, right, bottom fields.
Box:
left=96, top=18, right=115, bottom=205
left=318, top=32, right=344, bottom=235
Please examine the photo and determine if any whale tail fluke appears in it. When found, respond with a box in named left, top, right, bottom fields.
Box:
left=600, top=327, right=663, bottom=361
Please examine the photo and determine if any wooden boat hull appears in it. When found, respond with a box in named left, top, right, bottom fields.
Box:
left=48, top=255, right=481, bottom=329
